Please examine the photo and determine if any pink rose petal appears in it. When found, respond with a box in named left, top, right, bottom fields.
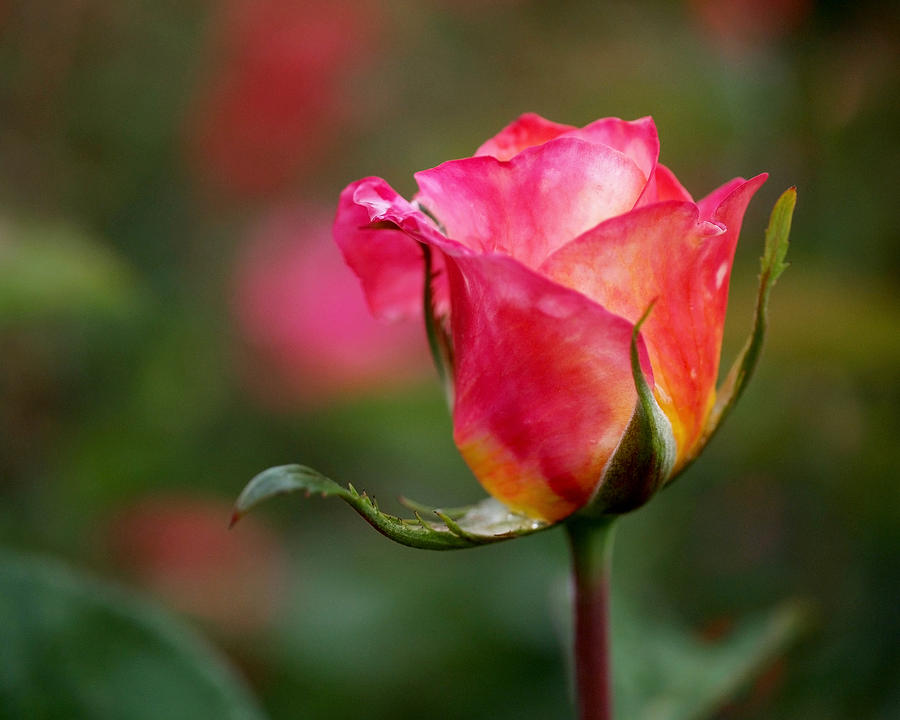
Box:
left=540, top=174, right=766, bottom=464
left=448, top=253, right=652, bottom=521
left=415, top=137, right=647, bottom=270
left=475, top=113, right=576, bottom=160
left=334, top=178, right=446, bottom=322
left=476, top=113, right=660, bottom=184
left=644, top=163, right=694, bottom=204
left=568, top=115, right=659, bottom=181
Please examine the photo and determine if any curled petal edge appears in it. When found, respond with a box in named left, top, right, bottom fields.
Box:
left=420, top=243, right=454, bottom=406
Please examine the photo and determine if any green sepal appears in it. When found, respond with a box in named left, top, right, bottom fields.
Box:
left=399, top=495, right=470, bottom=520
left=420, top=242, right=454, bottom=405
left=579, top=303, right=677, bottom=517
left=684, top=187, right=796, bottom=471
left=368, top=207, right=454, bottom=405
left=231, top=465, right=550, bottom=550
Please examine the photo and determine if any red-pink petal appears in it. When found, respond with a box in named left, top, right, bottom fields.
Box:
left=475, top=113, right=576, bottom=160
left=540, top=173, right=766, bottom=465
left=644, top=163, right=694, bottom=204
left=476, top=114, right=660, bottom=186
left=697, top=176, right=748, bottom=221
left=333, top=177, right=457, bottom=321
left=415, top=138, right=647, bottom=270
left=567, top=116, right=659, bottom=181
left=448, top=253, right=652, bottom=522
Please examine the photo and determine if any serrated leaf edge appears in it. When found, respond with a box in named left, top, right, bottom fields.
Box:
left=232, top=465, right=551, bottom=551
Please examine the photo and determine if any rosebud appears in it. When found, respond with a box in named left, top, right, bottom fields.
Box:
left=334, top=114, right=777, bottom=522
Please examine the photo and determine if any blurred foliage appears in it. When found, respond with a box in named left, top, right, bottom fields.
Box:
left=0, top=0, right=897, bottom=718
left=0, top=551, right=265, bottom=720
left=0, top=217, right=139, bottom=324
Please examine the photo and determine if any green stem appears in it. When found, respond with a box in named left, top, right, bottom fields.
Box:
left=566, top=517, right=617, bottom=720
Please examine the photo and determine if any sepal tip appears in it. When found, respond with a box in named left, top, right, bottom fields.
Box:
left=579, top=302, right=677, bottom=517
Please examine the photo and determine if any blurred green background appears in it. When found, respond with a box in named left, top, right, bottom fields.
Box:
left=0, top=0, right=898, bottom=718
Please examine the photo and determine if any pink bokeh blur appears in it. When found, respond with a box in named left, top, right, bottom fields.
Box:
left=232, top=206, right=430, bottom=407
left=688, top=0, right=813, bottom=52
left=185, top=0, right=383, bottom=198
left=107, top=496, right=287, bottom=635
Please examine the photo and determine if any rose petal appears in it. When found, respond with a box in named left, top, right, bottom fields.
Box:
left=643, top=163, right=694, bottom=204
left=475, top=114, right=660, bottom=185
left=567, top=116, right=659, bottom=181
left=698, top=176, right=749, bottom=221
left=448, top=253, right=652, bottom=522
left=415, top=137, right=647, bottom=270
left=540, top=174, right=766, bottom=465
left=475, top=113, right=576, bottom=160
left=334, top=177, right=457, bottom=321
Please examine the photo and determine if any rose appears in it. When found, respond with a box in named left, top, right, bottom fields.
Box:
left=334, top=113, right=766, bottom=522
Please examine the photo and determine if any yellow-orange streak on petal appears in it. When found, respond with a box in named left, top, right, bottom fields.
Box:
left=456, top=435, right=581, bottom=523
left=656, top=383, right=716, bottom=473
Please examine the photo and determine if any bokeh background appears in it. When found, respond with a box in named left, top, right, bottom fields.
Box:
left=1, top=0, right=898, bottom=718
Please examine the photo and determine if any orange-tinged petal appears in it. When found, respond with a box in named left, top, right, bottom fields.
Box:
left=447, top=253, right=652, bottom=521
left=540, top=174, right=766, bottom=467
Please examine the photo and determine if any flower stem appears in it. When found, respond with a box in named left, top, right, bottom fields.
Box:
left=566, top=516, right=617, bottom=720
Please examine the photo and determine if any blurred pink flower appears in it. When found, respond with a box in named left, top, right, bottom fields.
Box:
left=233, top=206, right=430, bottom=406
left=433, top=0, right=526, bottom=10
left=107, top=495, right=286, bottom=634
left=186, top=0, right=382, bottom=198
left=688, top=0, right=813, bottom=52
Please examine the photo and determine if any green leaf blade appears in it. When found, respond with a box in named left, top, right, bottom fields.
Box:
left=0, top=218, right=140, bottom=325
left=231, top=464, right=345, bottom=527
left=0, top=552, right=266, bottom=720
left=761, top=186, right=795, bottom=286
left=613, top=598, right=814, bottom=720
left=232, top=465, right=551, bottom=551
